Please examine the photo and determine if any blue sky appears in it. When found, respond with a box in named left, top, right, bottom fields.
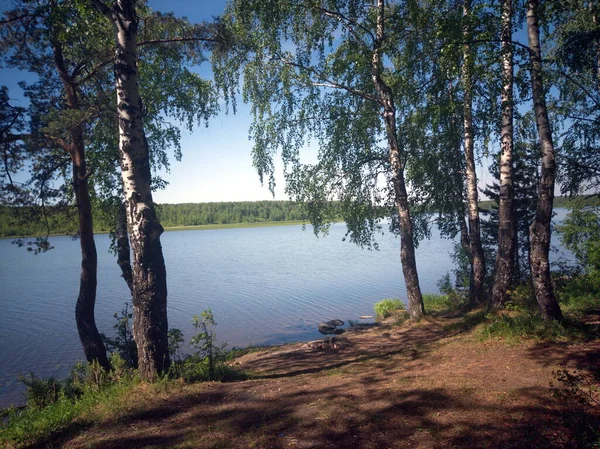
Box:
left=147, top=0, right=290, bottom=203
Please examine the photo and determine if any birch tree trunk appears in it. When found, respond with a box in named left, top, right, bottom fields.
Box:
left=372, top=0, right=424, bottom=319
left=94, top=0, right=171, bottom=377
left=51, top=32, right=110, bottom=370
left=462, top=0, right=486, bottom=305
left=526, top=0, right=563, bottom=321
left=491, top=0, right=516, bottom=309
left=116, top=202, right=134, bottom=294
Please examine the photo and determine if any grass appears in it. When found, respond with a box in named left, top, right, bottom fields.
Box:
left=443, top=310, right=488, bottom=334
left=474, top=273, right=599, bottom=344
left=0, top=351, right=250, bottom=448
left=477, top=313, right=582, bottom=344
left=0, top=376, right=139, bottom=447
left=374, top=298, right=405, bottom=319
left=422, top=293, right=462, bottom=314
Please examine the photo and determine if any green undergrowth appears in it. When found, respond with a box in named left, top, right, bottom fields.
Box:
left=556, top=272, right=600, bottom=317
left=374, top=294, right=460, bottom=321
left=443, top=310, right=488, bottom=334
left=168, top=355, right=250, bottom=383
left=422, top=293, right=462, bottom=314
left=478, top=313, right=585, bottom=344
left=0, top=355, right=139, bottom=447
left=476, top=273, right=599, bottom=344
left=374, top=298, right=406, bottom=320
left=0, top=352, right=249, bottom=448
left=428, top=273, right=599, bottom=343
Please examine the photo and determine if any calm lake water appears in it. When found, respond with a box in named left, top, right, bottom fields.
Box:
left=0, top=213, right=574, bottom=407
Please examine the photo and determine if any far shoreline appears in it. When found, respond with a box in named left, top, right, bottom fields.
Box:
left=0, top=219, right=329, bottom=239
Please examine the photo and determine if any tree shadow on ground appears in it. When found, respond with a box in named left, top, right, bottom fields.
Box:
left=44, top=381, right=598, bottom=449
left=30, top=311, right=600, bottom=449
left=238, top=319, right=449, bottom=379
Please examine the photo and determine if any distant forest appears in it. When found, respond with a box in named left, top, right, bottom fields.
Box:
left=0, top=201, right=313, bottom=237
left=1, top=197, right=596, bottom=238
left=156, top=201, right=310, bottom=227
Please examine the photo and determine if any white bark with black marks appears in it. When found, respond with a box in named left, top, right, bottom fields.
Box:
left=372, top=0, right=424, bottom=319
left=116, top=202, right=133, bottom=294
left=491, top=0, right=516, bottom=310
left=462, top=0, right=486, bottom=306
left=526, top=0, right=563, bottom=322
left=94, top=0, right=171, bottom=377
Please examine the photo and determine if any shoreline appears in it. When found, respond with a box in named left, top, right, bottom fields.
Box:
left=0, top=219, right=322, bottom=239
left=0, top=317, right=373, bottom=412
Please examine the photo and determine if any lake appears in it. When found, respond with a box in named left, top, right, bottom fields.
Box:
left=0, top=213, right=574, bottom=407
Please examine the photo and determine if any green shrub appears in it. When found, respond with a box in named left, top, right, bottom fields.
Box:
left=19, top=374, right=63, bottom=409
left=479, top=313, right=580, bottom=343
left=101, top=303, right=137, bottom=368
left=102, top=303, right=185, bottom=368
left=556, top=272, right=600, bottom=315
left=374, top=298, right=405, bottom=319
left=18, top=355, right=133, bottom=413
left=172, top=309, right=248, bottom=383
left=422, top=294, right=461, bottom=313
left=0, top=394, right=81, bottom=445
left=2, top=359, right=138, bottom=447
left=505, top=283, right=538, bottom=312
left=189, top=309, right=228, bottom=381
left=437, top=273, right=467, bottom=307
left=176, top=354, right=248, bottom=383
left=168, top=328, right=185, bottom=362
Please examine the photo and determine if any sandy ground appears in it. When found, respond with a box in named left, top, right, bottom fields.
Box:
left=36, top=312, right=600, bottom=449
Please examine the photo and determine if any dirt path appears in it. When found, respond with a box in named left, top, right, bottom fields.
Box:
left=53, top=316, right=599, bottom=449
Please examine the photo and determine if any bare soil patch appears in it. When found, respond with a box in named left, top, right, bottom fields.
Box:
left=45, top=314, right=600, bottom=449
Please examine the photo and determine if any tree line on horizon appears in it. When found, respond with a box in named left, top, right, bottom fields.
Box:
left=1, top=0, right=598, bottom=379
left=1, top=196, right=597, bottom=238
left=0, top=201, right=314, bottom=236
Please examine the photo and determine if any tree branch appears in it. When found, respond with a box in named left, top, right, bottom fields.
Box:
left=138, top=36, right=217, bottom=46
left=78, top=36, right=214, bottom=85
left=293, top=2, right=374, bottom=45
left=2, top=142, right=15, bottom=187
left=90, top=0, right=112, bottom=18
left=0, top=12, right=37, bottom=26
left=272, top=55, right=381, bottom=104
left=447, top=38, right=531, bottom=53
left=565, top=157, right=600, bottom=175
left=549, top=65, right=600, bottom=109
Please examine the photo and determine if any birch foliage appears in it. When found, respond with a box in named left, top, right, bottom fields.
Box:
left=214, top=0, right=437, bottom=317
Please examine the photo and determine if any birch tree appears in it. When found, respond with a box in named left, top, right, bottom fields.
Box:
left=215, top=0, right=426, bottom=318
left=526, top=0, right=563, bottom=321
left=490, top=0, right=515, bottom=309
left=92, top=0, right=170, bottom=377
left=461, top=0, right=486, bottom=306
